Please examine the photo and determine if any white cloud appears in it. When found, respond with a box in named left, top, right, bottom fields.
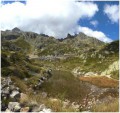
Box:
left=77, top=26, right=112, bottom=42
left=90, top=20, right=98, bottom=27
left=0, top=0, right=112, bottom=42
left=104, top=4, right=119, bottom=23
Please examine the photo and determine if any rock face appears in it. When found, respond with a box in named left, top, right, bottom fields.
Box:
left=12, top=27, right=21, bottom=33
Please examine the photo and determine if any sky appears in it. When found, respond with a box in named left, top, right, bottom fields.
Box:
left=0, top=0, right=119, bottom=43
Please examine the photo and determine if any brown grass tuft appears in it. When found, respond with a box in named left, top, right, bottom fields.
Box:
left=92, top=99, right=119, bottom=112
left=79, top=76, right=119, bottom=88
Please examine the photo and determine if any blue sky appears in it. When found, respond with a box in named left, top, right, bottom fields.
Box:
left=1, top=1, right=26, bottom=4
left=0, top=0, right=119, bottom=42
left=79, top=1, right=119, bottom=41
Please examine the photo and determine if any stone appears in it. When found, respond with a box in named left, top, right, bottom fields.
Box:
left=63, top=101, right=69, bottom=108
left=71, top=102, right=80, bottom=110
left=8, top=102, right=21, bottom=111
left=85, top=72, right=96, bottom=76
left=10, top=90, right=19, bottom=98
left=42, top=108, right=51, bottom=113
left=16, top=87, right=20, bottom=91
left=20, top=107, right=29, bottom=112
left=14, top=104, right=21, bottom=112
left=5, top=108, right=11, bottom=112
left=1, top=103, right=7, bottom=111
left=7, top=77, right=12, bottom=85
left=24, top=78, right=28, bottom=81
left=2, top=87, right=10, bottom=94
left=9, top=85, right=16, bottom=91
left=32, top=104, right=46, bottom=112
left=38, top=82, right=42, bottom=86
left=41, top=92, right=47, bottom=98
left=39, top=79, right=44, bottom=83
left=42, top=76, right=47, bottom=80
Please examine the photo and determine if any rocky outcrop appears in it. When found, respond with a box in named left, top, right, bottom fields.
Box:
left=1, top=77, right=52, bottom=112
left=72, top=67, right=98, bottom=77
left=1, top=77, right=21, bottom=111
left=101, top=60, right=119, bottom=75
left=33, top=69, right=52, bottom=90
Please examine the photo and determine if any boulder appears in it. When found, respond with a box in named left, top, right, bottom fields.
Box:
left=10, top=90, right=20, bottom=98
left=2, top=87, right=10, bottom=94
left=8, top=102, right=21, bottom=111
left=9, top=85, right=16, bottom=91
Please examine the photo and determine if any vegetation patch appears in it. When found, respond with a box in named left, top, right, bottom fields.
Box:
left=111, top=70, right=119, bottom=80
left=91, top=99, right=119, bottom=112
left=40, top=70, right=90, bottom=103
left=79, top=76, right=119, bottom=88
left=11, top=76, right=28, bottom=92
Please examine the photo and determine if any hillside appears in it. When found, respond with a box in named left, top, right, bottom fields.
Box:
left=1, top=28, right=119, bottom=112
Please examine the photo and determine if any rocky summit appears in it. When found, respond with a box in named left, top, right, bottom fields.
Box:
left=1, top=28, right=119, bottom=112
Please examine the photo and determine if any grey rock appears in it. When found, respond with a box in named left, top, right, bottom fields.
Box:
left=9, top=85, right=16, bottom=91
left=10, top=90, right=20, bottom=98
left=41, top=92, right=47, bottom=98
left=5, top=108, right=12, bottom=112
left=6, top=77, right=12, bottom=85
left=2, top=87, right=10, bottom=94
left=39, top=79, right=44, bottom=83
left=8, top=102, right=21, bottom=111
left=32, top=104, right=46, bottom=112
left=24, top=78, right=28, bottom=81
left=1, top=103, right=7, bottom=111
left=38, top=82, right=42, bottom=86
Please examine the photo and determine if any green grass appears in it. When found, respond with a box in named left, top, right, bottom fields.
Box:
left=1, top=67, right=13, bottom=76
left=11, top=76, right=28, bottom=92
left=111, top=70, right=119, bottom=80
left=13, top=37, right=31, bottom=53
left=25, top=63, right=42, bottom=73
left=27, top=75, right=42, bottom=86
left=40, top=70, right=90, bottom=103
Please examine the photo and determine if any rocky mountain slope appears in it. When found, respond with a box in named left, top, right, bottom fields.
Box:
left=1, top=28, right=119, bottom=112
